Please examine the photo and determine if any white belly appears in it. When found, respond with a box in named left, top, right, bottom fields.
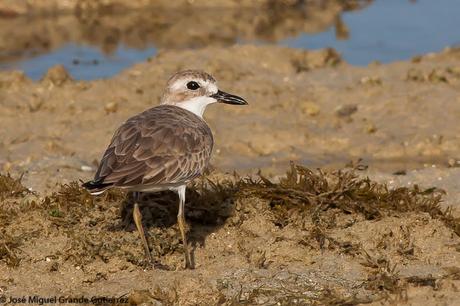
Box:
left=121, top=182, right=186, bottom=193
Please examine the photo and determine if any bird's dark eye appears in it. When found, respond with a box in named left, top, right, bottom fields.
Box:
left=186, top=81, right=200, bottom=90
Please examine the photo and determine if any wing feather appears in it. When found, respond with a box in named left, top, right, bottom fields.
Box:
left=91, top=105, right=213, bottom=189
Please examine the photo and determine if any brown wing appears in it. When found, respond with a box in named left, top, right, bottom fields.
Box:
left=93, top=105, right=213, bottom=188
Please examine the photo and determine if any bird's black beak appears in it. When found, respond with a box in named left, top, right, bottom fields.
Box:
left=211, top=90, right=248, bottom=105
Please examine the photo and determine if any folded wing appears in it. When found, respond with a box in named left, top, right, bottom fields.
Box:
left=87, top=105, right=213, bottom=191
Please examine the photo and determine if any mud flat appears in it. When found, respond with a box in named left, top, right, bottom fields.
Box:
left=1, top=45, right=460, bottom=192
left=1, top=42, right=460, bottom=304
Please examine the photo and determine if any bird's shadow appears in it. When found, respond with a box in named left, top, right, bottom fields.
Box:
left=116, top=186, right=236, bottom=268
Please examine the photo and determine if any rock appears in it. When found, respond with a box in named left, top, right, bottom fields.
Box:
left=41, top=65, right=72, bottom=86
left=292, top=48, right=341, bottom=72
left=28, top=97, right=44, bottom=112
left=365, top=122, right=377, bottom=134
left=447, top=66, right=460, bottom=78
left=301, top=101, right=320, bottom=116
left=249, top=138, right=278, bottom=156
left=428, top=69, right=448, bottom=83
left=411, top=55, right=423, bottom=63
left=334, top=16, right=349, bottom=40
left=80, top=165, right=93, bottom=172
left=335, top=104, right=358, bottom=117
left=2, top=162, right=12, bottom=172
left=368, top=60, right=381, bottom=67
left=129, top=290, right=155, bottom=305
left=0, top=71, right=30, bottom=88
left=406, top=68, right=425, bottom=82
left=360, top=76, right=382, bottom=85
left=104, top=102, right=118, bottom=114
left=448, top=158, right=460, bottom=168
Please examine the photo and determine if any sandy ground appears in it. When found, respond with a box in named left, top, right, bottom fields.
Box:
left=1, top=45, right=460, bottom=193
left=1, top=5, right=460, bottom=304
left=0, top=44, right=459, bottom=305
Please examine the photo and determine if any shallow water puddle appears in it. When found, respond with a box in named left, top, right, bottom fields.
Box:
left=281, top=0, right=460, bottom=65
left=0, top=43, right=156, bottom=80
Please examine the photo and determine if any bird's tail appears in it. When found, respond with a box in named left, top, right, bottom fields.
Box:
left=82, top=179, right=113, bottom=195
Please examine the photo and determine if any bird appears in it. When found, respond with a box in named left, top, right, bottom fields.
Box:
left=82, top=70, right=248, bottom=269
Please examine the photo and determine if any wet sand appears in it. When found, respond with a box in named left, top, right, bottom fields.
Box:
left=1, top=45, right=460, bottom=192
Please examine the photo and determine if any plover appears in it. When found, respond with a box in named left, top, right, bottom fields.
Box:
left=82, top=70, right=247, bottom=268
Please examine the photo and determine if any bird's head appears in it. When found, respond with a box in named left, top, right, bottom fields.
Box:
left=161, top=70, right=248, bottom=117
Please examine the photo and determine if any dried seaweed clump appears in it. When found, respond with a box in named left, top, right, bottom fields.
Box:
left=0, top=173, right=29, bottom=200
left=239, top=163, right=459, bottom=235
left=41, top=182, right=95, bottom=222
left=0, top=232, right=22, bottom=267
left=39, top=183, right=137, bottom=265
left=42, top=182, right=125, bottom=222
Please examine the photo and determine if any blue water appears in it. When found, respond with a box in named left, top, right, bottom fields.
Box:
left=0, top=0, right=459, bottom=80
left=281, top=0, right=460, bottom=65
left=0, top=43, right=156, bottom=80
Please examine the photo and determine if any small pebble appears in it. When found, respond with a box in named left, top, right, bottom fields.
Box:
left=80, top=165, right=93, bottom=172
left=365, top=122, right=377, bottom=134
left=28, top=98, right=44, bottom=112
left=448, top=158, right=459, bottom=167
left=104, top=102, right=118, bottom=114
left=301, top=101, right=320, bottom=116
left=411, top=55, right=422, bottom=63
left=335, top=104, right=358, bottom=117
left=406, top=68, right=425, bottom=82
left=360, top=76, right=382, bottom=85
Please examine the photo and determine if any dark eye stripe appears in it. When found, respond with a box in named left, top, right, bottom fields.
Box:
left=186, top=81, right=200, bottom=90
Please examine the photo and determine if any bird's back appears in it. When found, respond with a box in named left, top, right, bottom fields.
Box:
left=83, top=105, right=213, bottom=193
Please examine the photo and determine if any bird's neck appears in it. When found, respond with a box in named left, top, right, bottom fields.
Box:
left=165, top=96, right=216, bottom=118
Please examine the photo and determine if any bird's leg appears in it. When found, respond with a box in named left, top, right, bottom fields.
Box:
left=177, top=185, right=192, bottom=269
left=132, top=191, right=153, bottom=264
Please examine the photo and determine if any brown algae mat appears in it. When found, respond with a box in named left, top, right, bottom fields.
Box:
left=1, top=163, right=460, bottom=305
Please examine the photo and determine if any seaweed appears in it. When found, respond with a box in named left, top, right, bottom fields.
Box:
left=238, top=162, right=458, bottom=236
left=1, top=163, right=459, bottom=304
left=224, top=279, right=374, bottom=306
left=406, top=275, right=437, bottom=288
left=0, top=232, right=22, bottom=267
left=0, top=173, right=29, bottom=200
left=360, top=251, right=400, bottom=294
left=42, top=182, right=125, bottom=225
